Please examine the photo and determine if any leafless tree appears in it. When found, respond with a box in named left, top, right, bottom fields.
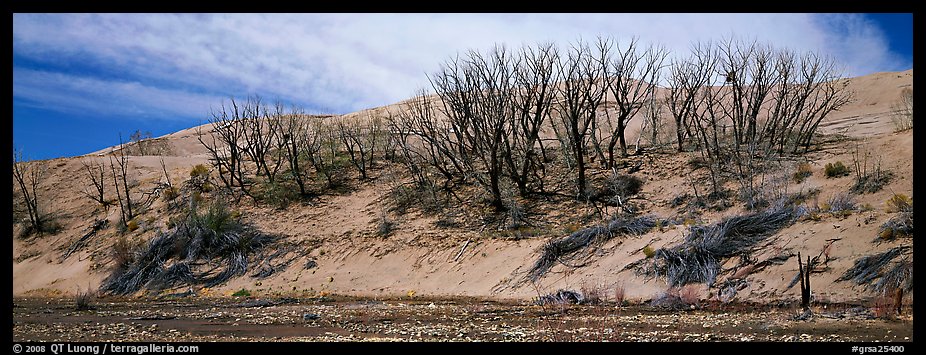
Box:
left=277, top=105, right=316, bottom=196
left=389, top=91, right=449, bottom=188
left=553, top=40, right=609, bottom=198
left=430, top=46, right=517, bottom=209
left=337, top=114, right=379, bottom=180
left=666, top=42, right=716, bottom=152
left=890, top=87, right=913, bottom=131
left=603, top=38, right=667, bottom=164
left=12, top=149, right=45, bottom=235
left=686, top=38, right=853, bottom=204
left=81, top=158, right=109, bottom=206
left=197, top=98, right=252, bottom=200
left=505, top=43, right=559, bottom=196
left=307, top=116, right=343, bottom=189
left=240, top=95, right=284, bottom=183
left=110, top=135, right=135, bottom=227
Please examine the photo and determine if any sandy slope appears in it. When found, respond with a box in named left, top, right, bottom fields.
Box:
left=13, top=70, right=913, bottom=306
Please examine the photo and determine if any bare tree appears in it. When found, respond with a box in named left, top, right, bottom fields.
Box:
left=430, top=46, right=516, bottom=209
left=277, top=105, right=316, bottom=196
left=389, top=91, right=450, bottom=188
left=666, top=42, right=716, bottom=152
left=12, top=149, right=46, bottom=235
left=110, top=135, right=135, bottom=227
left=604, top=38, right=667, bottom=164
left=197, top=98, right=252, bottom=200
left=553, top=40, right=608, bottom=197
left=81, top=158, right=109, bottom=206
left=240, top=95, right=284, bottom=183
left=505, top=43, right=559, bottom=196
left=337, top=114, right=379, bottom=180
left=307, top=116, right=343, bottom=189
left=890, top=87, right=913, bottom=132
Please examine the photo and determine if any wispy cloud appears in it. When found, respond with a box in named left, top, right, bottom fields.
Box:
left=13, top=68, right=223, bottom=120
left=13, top=13, right=910, bottom=120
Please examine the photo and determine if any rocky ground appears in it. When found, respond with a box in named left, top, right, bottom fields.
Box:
left=12, top=296, right=913, bottom=342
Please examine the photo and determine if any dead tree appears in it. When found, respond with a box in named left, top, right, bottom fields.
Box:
left=110, top=135, right=135, bottom=227
left=240, top=95, right=283, bottom=183
left=197, top=98, right=252, bottom=200
left=505, top=43, right=559, bottom=196
left=307, top=116, right=343, bottom=189
left=604, top=38, right=667, bottom=164
left=278, top=105, right=315, bottom=196
left=81, top=158, right=109, bottom=206
left=430, top=46, right=516, bottom=210
left=12, top=150, right=45, bottom=235
left=666, top=42, right=715, bottom=152
left=390, top=92, right=449, bottom=188
left=554, top=40, right=609, bottom=198
left=797, top=252, right=812, bottom=311
left=337, top=114, right=379, bottom=180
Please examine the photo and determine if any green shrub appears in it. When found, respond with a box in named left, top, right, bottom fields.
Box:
left=190, top=164, right=210, bottom=178
left=886, top=194, right=913, bottom=213
left=643, top=245, right=656, bottom=258
left=824, top=161, right=850, bottom=178
left=126, top=219, right=139, bottom=232
left=232, top=289, right=251, bottom=297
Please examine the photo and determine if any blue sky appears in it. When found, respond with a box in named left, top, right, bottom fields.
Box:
left=12, top=13, right=913, bottom=160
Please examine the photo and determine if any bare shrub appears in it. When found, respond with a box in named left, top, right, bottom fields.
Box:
left=890, top=87, right=913, bottom=132
left=528, top=215, right=657, bottom=281
left=613, top=283, right=626, bottom=306
left=792, top=162, right=813, bottom=183
left=74, top=287, right=96, bottom=311
left=579, top=283, right=606, bottom=305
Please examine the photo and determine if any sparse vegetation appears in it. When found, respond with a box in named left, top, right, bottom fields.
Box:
left=890, top=87, right=913, bottom=132
left=824, top=161, right=850, bottom=178
left=851, top=148, right=893, bottom=194
left=13, top=150, right=58, bottom=238
left=885, top=193, right=912, bottom=213
left=528, top=215, right=657, bottom=281
left=74, top=288, right=96, bottom=311
left=644, top=204, right=798, bottom=287
left=376, top=212, right=396, bottom=236
left=232, top=289, right=252, bottom=297
left=837, top=246, right=911, bottom=291
left=792, top=162, right=813, bottom=183
left=101, top=197, right=282, bottom=295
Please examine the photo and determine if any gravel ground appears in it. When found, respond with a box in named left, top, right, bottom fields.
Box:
left=13, top=297, right=913, bottom=342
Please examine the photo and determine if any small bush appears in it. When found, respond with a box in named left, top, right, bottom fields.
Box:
left=852, top=171, right=894, bottom=194
left=74, top=288, right=96, bottom=311
left=824, top=161, right=850, bottom=178
left=579, top=283, right=606, bottom=305
left=163, top=186, right=180, bottom=201
left=879, top=212, right=913, bottom=240
left=885, top=194, right=912, bottom=213
left=190, top=164, right=210, bottom=178
left=826, top=193, right=857, bottom=217
left=232, top=289, right=251, bottom=297
left=890, top=88, right=913, bottom=132
left=377, top=213, right=396, bottom=236
left=112, top=235, right=141, bottom=270
left=642, top=245, right=656, bottom=258
left=792, top=163, right=813, bottom=183
left=688, top=156, right=709, bottom=170
left=607, top=173, right=644, bottom=199
left=614, top=284, right=626, bottom=306
left=126, top=219, right=140, bottom=232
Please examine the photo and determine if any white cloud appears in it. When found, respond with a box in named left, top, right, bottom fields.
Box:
left=13, top=13, right=910, bottom=117
left=13, top=68, right=223, bottom=120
